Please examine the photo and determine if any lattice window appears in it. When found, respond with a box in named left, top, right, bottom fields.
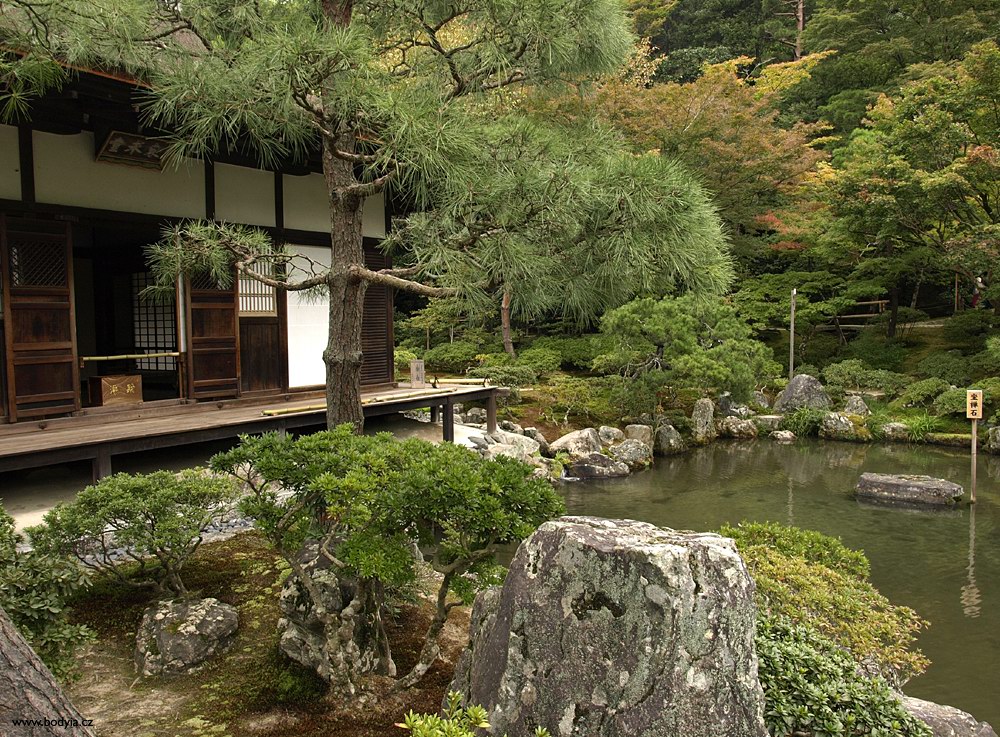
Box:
left=190, top=272, right=222, bottom=290
left=132, top=272, right=177, bottom=371
left=9, top=239, right=67, bottom=287
left=239, top=263, right=277, bottom=316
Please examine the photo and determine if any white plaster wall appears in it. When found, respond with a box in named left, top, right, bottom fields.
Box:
left=286, top=244, right=330, bottom=388
left=33, top=131, right=204, bottom=218
left=0, top=125, right=20, bottom=200
left=215, top=163, right=275, bottom=227
left=282, top=172, right=385, bottom=238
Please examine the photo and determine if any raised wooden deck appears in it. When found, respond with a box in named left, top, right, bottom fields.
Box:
left=0, top=385, right=498, bottom=480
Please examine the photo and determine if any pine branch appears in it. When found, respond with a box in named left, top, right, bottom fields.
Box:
left=349, top=265, right=457, bottom=297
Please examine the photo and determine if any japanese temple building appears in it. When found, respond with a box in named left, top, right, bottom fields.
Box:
left=0, top=69, right=394, bottom=424
left=0, top=69, right=499, bottom=479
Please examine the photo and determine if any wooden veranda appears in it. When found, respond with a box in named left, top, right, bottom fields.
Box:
left=0, top=384, right=499, bottom=481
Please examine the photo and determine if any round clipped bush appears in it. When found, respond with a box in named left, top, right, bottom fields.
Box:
left=916, top=351, right=973, bottom=386
left=422, top=340, right=481, bottom=373
left=516, top=347, right=562, bottom=376
left=394, top=348, right=419, bottom=372
left=892, top=377, right=951, bottom=409
left=30, top=469, right=239, bottom=597
left=467, top=365, right=538, bottom=387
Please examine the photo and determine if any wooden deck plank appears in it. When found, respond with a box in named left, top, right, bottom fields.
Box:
left=0, top=385, right=496, bottom=474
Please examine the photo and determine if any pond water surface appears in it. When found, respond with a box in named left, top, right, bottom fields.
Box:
left=563, top=439, right=1000, bottom=725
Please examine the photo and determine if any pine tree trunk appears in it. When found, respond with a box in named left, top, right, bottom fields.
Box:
left=322, top=137, right=368, bottom=431
left=0, top=606, right=95, bottom=737
left=501, top=291, right=516, bottom=357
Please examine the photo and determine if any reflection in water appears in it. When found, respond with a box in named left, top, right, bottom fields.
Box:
left=562, top=439, right=1000, bottom=725
left=962, top=504, right=981, bottom=619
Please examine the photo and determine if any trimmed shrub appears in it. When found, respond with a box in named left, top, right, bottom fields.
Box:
left=1, top=504, right=93, bottom=680
left=516, top=347, right=562, bottom=376
left=724, top=522, right=927, bottom=682
left=467, top=365, right=538, bottom=387
left=821, top=359, right=870, bottom=388
left=942, top=309, right=997, bottom=350
left=394, top=348, right=419, bottom=373
left=892, top=378, right=951, bottom=409
left=916, top=350, right=973, bottom=386
left=843, top=333, right=907, bottom=371
left=757, top=617, right=931, bottom=737
left=30, top=469, right=239, bottom=597
left=933, top=387, right=968, bottom=417
left=530, top=335, right=609, bottom=371
left=423, top=340, right=481, bottom=373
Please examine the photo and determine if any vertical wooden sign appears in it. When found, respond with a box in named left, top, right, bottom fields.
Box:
left=967, top=389, right=983, bottom=503
left=410, top=359, right=426, bottom=389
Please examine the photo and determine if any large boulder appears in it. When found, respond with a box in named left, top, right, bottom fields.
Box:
left=624, top=424, right=654, bottom=448
left=550, top=428, right=603, bottom=458
left=609, top=438, right=653, bottom=471
left=773, top=374, right=831, bottom=413
left=654, top=424, right=687, bottom=456
left=450, top=517, right=769, bottom=737
left=819, top=412, right=872, bottom=442
left=691, top=398, right=717, bottom=445
left=567, top=452, right=631, bottom=479
left=856, top=473, right=964, bottom=508
left=718, top=416, right=759, bottom=439
left=902, top=697, right=998, bottom=737
left=135, top=597, right=239, bottom=676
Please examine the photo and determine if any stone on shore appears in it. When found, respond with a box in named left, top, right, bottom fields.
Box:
left=773, top=374, right=831, bottom=413
left=609, top=438, right=653, bottom=471
left=881, top=422, right=911, bottom=442
left=135, top=598, right=239, bottom=676
left=599, top=426, right=625, bottom=445
left=844, top=395, right=871, bottom=416
left=624, top=424, right=654, bottom=448
left=692, top=398, right=717, bottom=445
left=450, top=517, right=769, bottom=737
left=902, top=696, right=998, bottom=737
left=819, top=412, right=872, bottom=442
left=523, top=427, right=550, bottom=455
left=654, top=424, right=687, bottom=456
left=856, top=473, right=964, bottom=508
left=753, top=390, right=770, bottom=409
left=986, top=426, right=1000, bottom=455
left=770, top=430, right=796, bottom=442
left=753, top=415, right=783, bottom=433
left=718, top=416, right=758, bottom=439
left=567, top=452, right=631, bottom=479
left=549, top=428, right=603, bottom=458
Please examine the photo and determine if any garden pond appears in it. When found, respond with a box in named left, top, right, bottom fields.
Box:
left=563, top=439, right=1000, bottom=725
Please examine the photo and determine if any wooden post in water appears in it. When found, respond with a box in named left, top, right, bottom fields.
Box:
left=789, top=288, right=797, bottom=380
left=967, top=389, right=983, bottom=503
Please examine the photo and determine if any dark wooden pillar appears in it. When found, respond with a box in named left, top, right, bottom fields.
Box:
left=429, top=405, right=439, bottom=423
left=92, top=446, right=112, bottom=483
left=443, top=398, right=454, bottom=442
left=486, top=391, right=497, bottom=434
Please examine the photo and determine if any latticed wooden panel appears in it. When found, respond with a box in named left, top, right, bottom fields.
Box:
left=239, top=263, right=277, bottom=316
left=190, top=272, right=224, bottom=290
left=9, top=238, right=68, bottom=288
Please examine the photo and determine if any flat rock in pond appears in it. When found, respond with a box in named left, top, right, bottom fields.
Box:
left=856, top=473, right=964, bottom=508
left=902, top=696, right=998, bottom=737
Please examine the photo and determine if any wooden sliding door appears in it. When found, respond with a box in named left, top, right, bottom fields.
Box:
left=185, top=273, right=240, bottom=400
left=0, top=215, right=80, bottom=421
